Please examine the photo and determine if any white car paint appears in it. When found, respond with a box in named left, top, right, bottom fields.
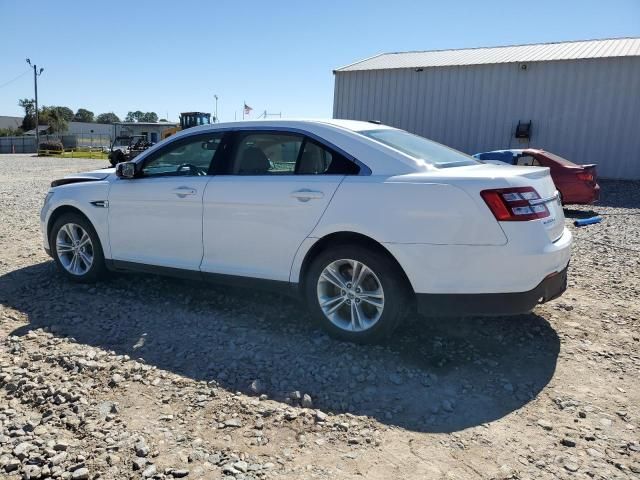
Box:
left=41, top=119, right=571, bottom=301
left=201, top=174, right=343, bottom=281
left=108, top=176, right=211, bottom=270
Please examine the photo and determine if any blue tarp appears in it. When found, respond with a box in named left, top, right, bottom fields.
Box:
left=473, top=151, right=517, bottom=164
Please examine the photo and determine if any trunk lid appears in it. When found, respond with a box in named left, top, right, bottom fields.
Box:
left=401, top=163, right=567, bottom=243
left=428, top=163, right=566, bottom=242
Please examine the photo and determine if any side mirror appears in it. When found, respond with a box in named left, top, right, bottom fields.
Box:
left=116, top=161, right=137, bottom=179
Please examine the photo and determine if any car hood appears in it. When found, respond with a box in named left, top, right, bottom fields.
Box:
left=51, top=168, right=115, bottom=187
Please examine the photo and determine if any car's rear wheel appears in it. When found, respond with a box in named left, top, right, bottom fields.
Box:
left=51, top=213, right=106, bottom=283
left=304, top=245, right=410, bottom=343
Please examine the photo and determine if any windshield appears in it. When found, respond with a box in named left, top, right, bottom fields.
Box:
left=360, top=129, right=479, bottom=168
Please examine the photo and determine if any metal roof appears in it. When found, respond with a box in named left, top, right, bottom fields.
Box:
left=335, top=37, right=640, bottom=72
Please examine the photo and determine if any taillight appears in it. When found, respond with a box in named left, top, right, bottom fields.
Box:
left=576, top=172, right=594, bottom=182
left=480, top=187, right=550, bottom=221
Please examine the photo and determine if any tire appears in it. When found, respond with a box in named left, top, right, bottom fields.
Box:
left=51, top=213, right=106, bottom=283
left=109, top=150, right=124, bottom=167
left=304, top=245, right=410, bottom=344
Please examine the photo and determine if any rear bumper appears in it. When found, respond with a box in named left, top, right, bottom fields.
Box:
left=385, top=226, right=572, bottom=295
left=562, top=182, right=600, bottom=205
left=416, top=265, right=568, bottom=317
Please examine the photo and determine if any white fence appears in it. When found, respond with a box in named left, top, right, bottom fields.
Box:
left=0, top=134, right=111, bottom=154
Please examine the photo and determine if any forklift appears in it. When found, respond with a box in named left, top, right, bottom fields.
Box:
left=161, top=112, right=212, bottom=140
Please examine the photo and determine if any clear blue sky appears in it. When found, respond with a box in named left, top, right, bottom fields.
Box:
left=1, top=0, right=639, bottom=122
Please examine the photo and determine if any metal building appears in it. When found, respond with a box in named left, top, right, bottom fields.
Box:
left=333, top=38, right=640, bottom=179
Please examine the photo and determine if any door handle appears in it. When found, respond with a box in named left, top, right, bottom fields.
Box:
left=290, top=189, right=324, bottom=202
left=172, top=186, right=197, bottom=197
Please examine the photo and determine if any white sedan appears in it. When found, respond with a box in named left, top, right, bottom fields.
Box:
left=41, top=120, right=571, bottom=343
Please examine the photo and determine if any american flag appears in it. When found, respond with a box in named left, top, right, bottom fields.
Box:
left=244, top=103, right=253, bottom=115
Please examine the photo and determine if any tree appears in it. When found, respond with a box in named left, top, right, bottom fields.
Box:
left=159, top=118, right=168, bottom=122
left=0, top=127, right=22, bottom=137
left=52, top=106, right=74, bottom=122
left=96, top=112, right=120, bottom=124
left=140, top=112, right=158, bottom=123
left=73, top=108, right=94, bottom=123
left=18, top=98, right=36, bottom=131
left=125, top=111, right=144, bottom=122
left=40, top=106, right=68, bottom=133
left=125, top=111, right=158, bottom=122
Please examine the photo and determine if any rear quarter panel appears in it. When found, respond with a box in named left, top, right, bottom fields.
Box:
left=309, top=175, right=507, bottom=245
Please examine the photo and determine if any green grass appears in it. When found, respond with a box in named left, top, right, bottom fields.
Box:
left=39, top=149, right=109, bottom=160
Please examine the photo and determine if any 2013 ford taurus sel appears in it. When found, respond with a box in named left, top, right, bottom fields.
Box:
left=41, top=120, right=572, bottom=343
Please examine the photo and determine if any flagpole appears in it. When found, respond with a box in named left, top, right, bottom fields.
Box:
left=242, top=100, right=245, bottom=120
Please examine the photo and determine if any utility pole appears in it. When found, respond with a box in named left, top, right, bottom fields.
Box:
left=26, top=58, right=44, bottom=153
left=214, top=94, right=219, bottom=123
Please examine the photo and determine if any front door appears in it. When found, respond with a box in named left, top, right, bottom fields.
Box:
left=108, top=132, right=223, bottom=270
left=201, top=131, right=359, bottom=281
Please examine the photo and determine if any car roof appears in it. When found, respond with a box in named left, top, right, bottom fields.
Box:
left=147, top=119, right=485, bottom=175
left=180, top=118, right=397, bottom=134
left=137, top=119, right=436, bottom=175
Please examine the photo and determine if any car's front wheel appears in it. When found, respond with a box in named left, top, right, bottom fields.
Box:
left=304, top=245, right=410, bottom=343
left=51, top=213, right=106, bottom=283
left=109, top=150, right=124, bottom=167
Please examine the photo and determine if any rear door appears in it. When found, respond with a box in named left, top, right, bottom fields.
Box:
left=201, top=130, right=358, bottom=281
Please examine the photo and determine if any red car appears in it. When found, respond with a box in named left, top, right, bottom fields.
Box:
left=474, top=149, right=600, bottom=205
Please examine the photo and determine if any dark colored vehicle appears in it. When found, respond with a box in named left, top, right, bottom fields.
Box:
left=474, top=149, right=600, bottom=205
left=161, top=112, right=212, bottom=140
left=108, top=135, right=154, bottom=166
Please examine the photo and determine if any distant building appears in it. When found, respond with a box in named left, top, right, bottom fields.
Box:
left=0, top=115, right=22, bottom=130
left=113, top=121, right=178, bottom=144
left=0, top=117, right=178, bottom=153
left=333, top=37, right=640, bottom=179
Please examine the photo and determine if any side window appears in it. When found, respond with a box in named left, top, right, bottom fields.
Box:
left=142, top=134, right=222, bottom=177
left=233, top=133, right=303, bottom=175
left=298, top=140, right=360, bottom=175
left=516, top=155, right=540, bottom=166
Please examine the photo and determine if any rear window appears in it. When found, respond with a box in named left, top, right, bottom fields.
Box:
left=360, top=129, right=478, bottom=168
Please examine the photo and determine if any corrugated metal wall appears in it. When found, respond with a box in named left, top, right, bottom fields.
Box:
left=333, top=57, right=640, bottom=179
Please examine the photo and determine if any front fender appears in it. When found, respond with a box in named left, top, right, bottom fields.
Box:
left=41, top=181, right=112, bottom=258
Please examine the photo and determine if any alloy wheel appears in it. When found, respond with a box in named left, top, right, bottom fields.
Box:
left=56, top=223, right=94, bottom=276
left=316, top=258, right=385, bottom=332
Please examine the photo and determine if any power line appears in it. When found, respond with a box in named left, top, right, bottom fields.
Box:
left=0, top=70, right=30, bottom=89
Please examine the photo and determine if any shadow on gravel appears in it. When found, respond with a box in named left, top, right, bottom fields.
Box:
left=2, top=262, right=560, bottom=433
left=583, top=179, right=640, bottom=210
left=563, top=208, right=599, bottom=219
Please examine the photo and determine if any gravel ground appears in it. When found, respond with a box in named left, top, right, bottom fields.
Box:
left=0, top=154, right=639, bottom=480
